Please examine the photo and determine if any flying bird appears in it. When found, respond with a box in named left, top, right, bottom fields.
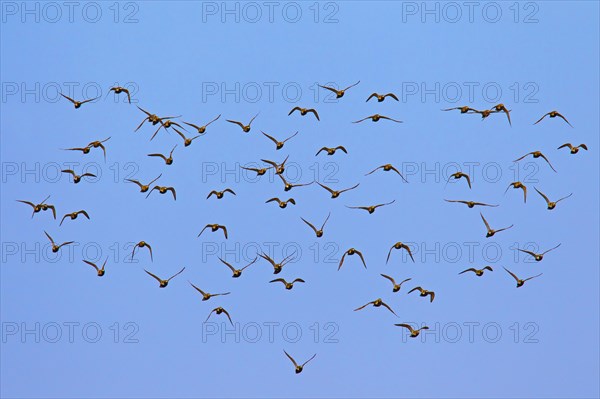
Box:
left=44, top=231, right=74, bottom=253
left=300, top=213, right=331, bottom=238
left=83, top=258, right=107, bottom=277
left=145, top=267, right=186, bottom=288
left=207, top=188, right=236, bottom=200
left=269, top=278, right=305, bottom=290
left=226, top=113, right=259, bottom=132
left=490, top=103, right=512, bottom=126
left=108, top=86, right=131, bottom=103
left=557, top=143, right=587, bottom=154
left=395, top=323, right=429, bottom=338
left=442, top=106, right=477, bottom=113
left=534, top=110, right=572, bottom=127
left=261, top=131, right=298, bottom=150
left=446, top=172, right=472, bottom=189
left=217, top=256, right=258, bottom=278
left=366, top=92, right=399, bottom=102
left=261, top=155, right=289, bottom=175
left=365, top=164, right=408, bottom=182
left=516, top=243, right=561, bottom=261
left=480, top=213, right=513, bottom=238
left=240, top=165, right=273, bottom=176
left=17, top=195, right=55, bottom=219
left=277, top=174, right=313, bottom=191
left=146, top=185, right=176, bottom=200
left=173, top=127, right=201, bottom=147
left=505, top=182, right=527, bottom=203
left=467, top=108, right=499, bottom=119
left=534, top=187, right=572, bottom=210
left=283, top=350, right=316, bottom=374
left=198, top=224, right=228, bottom=239
left=205, top=307, right=234, bottom=326
left=135, top=106, right=179, bottom=131
left=147, top=145, right=177, bottom=165
left=86, top=137, right=111, bottom=161
left=259, top=252, right=296, bottom=274
left=503, top=267, right=542, bottom=288
left=354, top=298, right=398, bottom=316
left=353, top=114, right=402, bottom=123
left=61, top=169, right=96, bottom=184
left=444, top=199, right=498, bottom=208
left=318, top=81, right=360, bottom=98
left=266, top=197, right=296, bottom=208
left=126, top=174, right=162, bottom=193
left=514, top=151, right=557, bottom=172
left=288, top=107, right=320, bottom=121
left=189, top=281, right=230, bottom=301
left=150, top=118, right=186, bottom=141
left=316, top=182, right=360, bottom=199
left=338, top=248, right=367, bottom=270
left=407, top=286, right=435, bottom=302
left=132, top=241, right=153, bottom=261
left=346, top=200, right=395, bottom=214
left=315, top=146, right=347, bottom=156
left=59, top=210, right=90, bottom=226
left=183, top=114, right=221, bottom=134
left=60, top=93, right=98, bottom=109
left=458, top=266, right=493, bottom=276
left=386, top=242, right=415, bottom=263
left=380, top=274, right=412, bottom=292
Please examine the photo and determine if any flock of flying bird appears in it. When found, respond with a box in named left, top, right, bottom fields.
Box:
left=17, top=81, right=587, bottom=374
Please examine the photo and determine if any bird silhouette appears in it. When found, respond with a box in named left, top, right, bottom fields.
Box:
left=261, top=131, right=298, bottom=150
left=226, top=113, right=259, bottom=132
left=83, top=258, right=107, bottom=277
left=458, top=266, right=493, bottom=276
left=346, top=200, right=395, bottom=214
left=283, top=350, right=316, bottom=374
left=407, top=286, right=435, bottom=302
left=354, top=298, right=398, bottom=316
left=146, top=185, right=176, bottom=200
left=534, top=110, right=572, bottom=127
left=259, top=252, right=296, bottom=274
left=132, top=241, right=153, bottom=261
left=395, top=323, right=429, bottom=337
left=514, top=151, right=557, bottom=173
left=386, top=242, right=415, bottom=263
left=17, top=195, right=55, bottom=219
left=338, top=248, right=367, bottom=270
left=288, top=107, right=320, bottom=121
left=316, top=182, right=360, bottom=199
left=205, top=307, right=234, bottom=326
left=480, top=213, right=513, bottom=238
left=557, top=143, right=587, bottom=154
left=366, top=92, right=399, bottom=102
left=269, top=278, right=305, bottom=290
left=380, top=274, right=412, bottom=292
left=126, top=174, right=162, bottom=193
left=534, top=187, right=572, bottom=210
left=144, top=267, right=186, bottom=288
left=315, top=146, right=347, bottom=156
left=59, top=210, right=90, bottom=226
left=353, top=114, right=402, bottom=123
left=189, top=281, right=230, bottom=301
left=505, top=182, right=527, bottom=203
left=503, top=267, right=542, bottom=288
left=198, top=224, right=228, bottom=239
left=44, top=231, right=74, bottom=253
left=300, top=213, right=331, bottom=238
left=217, top=256, right=258, bottom=278
left=365, top=164, right=408, bottom=182
left=183, top=114, right=221, bottom=134
left=318, top=81, right=360, bottom=98
left=516, top=244, right=561, bottom=261
left=444, top=199, right=498, bottom=208
left=60, top=93, right=98, bottom=109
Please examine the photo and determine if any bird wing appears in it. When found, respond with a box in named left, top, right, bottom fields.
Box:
left=167, top=267, right=186, bottom=282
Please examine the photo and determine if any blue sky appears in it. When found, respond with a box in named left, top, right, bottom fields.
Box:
left=1, top=1, right=599, bottom=398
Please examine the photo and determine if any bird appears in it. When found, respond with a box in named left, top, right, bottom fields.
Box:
left=144, top=267, right=186, bottom=288
left=205, top=307, right=234, bottom=326
left=86, top=137, right=111, bottom=161
left=318, top=81, right=360, bottom=98
left=131, top=241, right=153, bottom=261
left=183, top=114, right=221, bottom=134
left=458, top=266, right=493, bottom=276
left=61, top=169, right=96, bottom=184
left=288, top=107, right=320, bottom=121
left=407, top=286, right=435, bottom=302
left=269, top=278, right=305, bottom=290
left=226, top=113, right=259, bottom=132
left=60, top=93, right=98, bottom=109
left=134, top=106, right=179, bottom=131
left=189, top=281, right=230, bottom=301
left=277, top=174, right=314, bottom=192
left=395, top=324, right=429, bottom=338
left=467, top=108, right=500, bottom=119
left=338, top=248, right=367, bottom=270
left=207, top=188, right=236, bottom=200
left=62, top=146, right=92, bottom=155
left=59, top=210, right=90, bottom=226
left=261, top=131, right=298, bottom=150
left=83, top=258, right=107, bottom=277
left=148, top=145, right=177, bottom=165
left=300, top=213, right=331, bottom=238
left=503, top=267, right=542, bottom=288
left=173, top=127, right=201, bottom=147
left=365, top=164, right=408, bottom=182
left=44, top=231, right=74, bottom=253
left=126, top=174, right=162, bottom=193
left=557, top=143, right=588, bottom=154
left=240, top=165, right=273, bottom=176
left=258, top=252, right=296, bottom=274
left=17, top=195, right=55, bottom=219
left=261, top=156, right=289, bottom=175
left=266, top=197, right=296, bottom=208
left=534, top=187, right=572, bottom=210
left=534, top=110, right=572, bottom=127
left=444, top=199, right=498, bottom=208
left=446, top=172, right=472, bottom=189
left=354, top=298, right=398, bottom=317
left=505, top=182, right=527, bottom=203
left=490, top=104, right=512, bottom=125
left=514, top=151, right=557, bottom=172
left=516, top=244, right=561, bottom=261
left=386, top=242, right=415, bottom=263
left=198, top=224, right=228, bottom=239
left=366, top=92, right=399, bottom=102
left=150, top=118, right=186, bottom=141
left=108, top=86, right=131, bottom=103
left=315, top=146, right=347, bottom=156
left=353, top=114, right=402, bottom=123
left=146, top=185, right=176, bottom=200
left=283, top=350, right=316, bottom=374
left=480, top=213, right=513, bottom=238
left=380, top=274, right=412, bottom=292
left=316, top=182, right=360, bottom=199
left=442, top=106, right=477, bottom=113
left=346, top=200, right=395, bottom=214
left=217, top=256, right=258, bottom=278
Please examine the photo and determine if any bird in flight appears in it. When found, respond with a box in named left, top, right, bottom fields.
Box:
left=514, top=151, right=557, bottom=173
left=205, top=307, right=234, bottom=326
left=353, top=114, right=402, bottom=123
left=480, top=213, right=514, bottom=238
left=534, top=110, right=572, bottom=127
left=226, top=113, right=259, bottom=132
left=183, top=114, right=221, bottom=134
left=261, top=155, right=289, bottom=175
left=458, top=266, right=493, bottom=276
left=283, top=350, right=316, bottom=374
left=59, top=210, right=90, bottom=226
left=557, top=143, right=587, bottom=154
left=380, top=274, right=412, bottom=292
left=534, top=187, right=572, bottom=210
left=151, top=116, right=186, bottom=141
left=189, top=281, right=230, bottom=301
left=446, top=172, right=472, bottom=189
left=505, top=182, right=527, bottom=203
left=444, top=199, right=498, bottom=208
left=277, top=174, right=313, bottom=192
left=146, top=185, right=176, bottom=201
left=300, top=213, right=331, bottom=238
left=60, top=93, right=99, bottom=109
left=17, top=195, right=55, bottom=219
left=354, top=298, right=398, bottom=317
left=315, top=146, right=347, bottom=156
left=86, top=137, right=111, bottom=161
left=240, top=165, right=273, bottom=176
left=148, top=145, right=177, bottom=165
left=288, top=107, right=320, bottom=121
left=503, top=267, right=542, bottom=288
left=144, top=267, right=186, bottom=288
left=318, top=81, right=360, bottom=98
left=217, top=256, right=258, bottom=278
left=387, top=242, right=415, bottom=263
left=269, top=278, right=305, bottom=290
left=44, top=231, right=74, bottom=253
left=198, top=224, right=228, bottom=239
left=61, top=169, right=96, bottom=184
left=132, top=241, right=153, bottom=261
left=207, top=188, right=236, bottom=200
left=395, top=323, right=429, bottom=338
left=338, top=248, right=367, bottom=270
left=261, top=131, right=298, bottom=150
left=407, top=286, right=435, bottom=302
left=83, top=258, right=107, bottom=277
left=108, top=86, right=131, bottom=103
left=173, top=127, right=201, bottom=147
left=442, top=106, right=477, bottom=114
left=365, top=164, right=408, bottom=182
left=346, top=200, right=395, bottom=214
left=135, top=106, right=180, bottom=131
left=259, top=252, right=296, bottom=275
left=490, top=103, right=512, bottom=126
left=126, top=174, right=162, bottom=193
left=516, top=244, right=561, bottom=262
left=467, top=108, right=499, bottom=120
left=316, top=182, right=360, bottom=199
left=366, top=92, right=399, bottom=102
left=266, top=197, right=296, bottom=208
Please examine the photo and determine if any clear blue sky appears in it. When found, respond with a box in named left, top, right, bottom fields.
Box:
left=1, top=1, right=599, bottom=398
